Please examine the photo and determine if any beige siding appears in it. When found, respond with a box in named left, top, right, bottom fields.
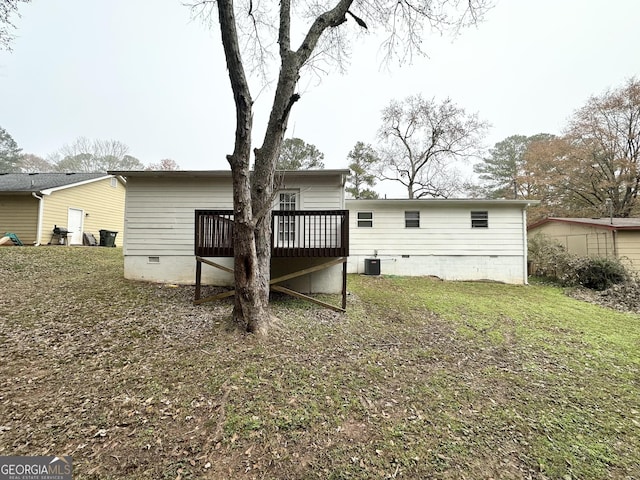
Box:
left=529, top=223, right=615, bottom=258
left=348, top=203, right=526, bottom=256
left=41, top=178, right=125, bottom=245
left=123, top=175, right=344, bottom=256
left=0, top=195, right=39, bottom=245
left=615, top=231, right=640, bottom=270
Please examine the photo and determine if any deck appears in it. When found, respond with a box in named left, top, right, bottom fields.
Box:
left=193, top=209, right=350, bottom=311
left=195, top=209, right=349, bottom=257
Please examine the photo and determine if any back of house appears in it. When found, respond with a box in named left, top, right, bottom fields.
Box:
left=110, top=170, right=349, bottom=294
left=347, top=198, right=537, bottom=284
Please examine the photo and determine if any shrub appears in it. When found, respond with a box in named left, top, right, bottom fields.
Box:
left=527, top=234, right=573, bottom=282
left=574, top=256, right=628, bottom=291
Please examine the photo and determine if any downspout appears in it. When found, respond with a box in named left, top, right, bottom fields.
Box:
left=612, top=229, right=618, bottom=259
left=340, top=172, right=347, bottom=209
left=522, top=205, right=529, bottom=285
left=32, top=192, right=44, bottom=246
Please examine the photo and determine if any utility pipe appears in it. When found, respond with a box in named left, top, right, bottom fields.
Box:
left=31, top=192, right=44, bottom=246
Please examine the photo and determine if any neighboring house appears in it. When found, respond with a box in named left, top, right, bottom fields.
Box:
left=0, top=173, right=125, bottom=246
left=110, top=170, right=349, bottom=296
left=528, top=217, right=640, bottom=271
left=347, top=198, right=538, bottom=284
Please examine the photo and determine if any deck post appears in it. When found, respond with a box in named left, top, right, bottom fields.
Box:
left=342, top=259, right=347, bottom=310
left=195, top=259, right=202, bottom=301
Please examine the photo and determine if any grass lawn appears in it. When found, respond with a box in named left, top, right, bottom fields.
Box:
left=0, top=247, right=639, bottom=479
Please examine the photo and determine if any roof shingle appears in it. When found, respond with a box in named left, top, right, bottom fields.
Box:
left=0, top=173, right=108, bottom=192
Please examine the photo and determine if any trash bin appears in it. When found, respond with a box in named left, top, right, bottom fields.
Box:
left=99, top=229, right=118, bottom=247
left=364, top=258, right=381, bottom=275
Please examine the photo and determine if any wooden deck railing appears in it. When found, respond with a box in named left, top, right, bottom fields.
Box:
left=195, top=209, right=349, bottom=258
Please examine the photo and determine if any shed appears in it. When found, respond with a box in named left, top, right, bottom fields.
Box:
left=528, top=217, right=640, bottom=272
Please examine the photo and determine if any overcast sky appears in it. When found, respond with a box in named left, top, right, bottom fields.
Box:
left=1, top=0, right=639, bottom=196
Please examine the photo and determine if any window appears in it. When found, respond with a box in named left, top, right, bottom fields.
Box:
left=279, top=192, right=297, bottom=211
left=278, top=192, right=297, bottom=243
left=405, top=211, right=420, bottom=228
left=357, top=212, right=373, bottom=228
left=471, top=211, right=489, bottom=228
left=110, top=178, right=117, bottom=188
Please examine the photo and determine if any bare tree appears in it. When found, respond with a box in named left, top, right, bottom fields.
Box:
left=189, top=0, right=491, bottom=334
left=522, top=77, right=640, bottom=218
left=376, top=95, right=488, bottom=199
left=563, top=77, right=640, bottom=217
left=0, top=0, right=30, bottom=51
left=54, top=137, right=145, bottom=172
left=146, top=159, right=181, bottom=170
left=18, top=153, right=55, bottom=173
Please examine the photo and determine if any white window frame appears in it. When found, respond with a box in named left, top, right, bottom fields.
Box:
left=471, top=211, right=489, bottom=228
left=277, top=191, right=298, bottom=244
left=405, top=210, right=420, bottom=228
left=357, top=211, right=373, bottom=228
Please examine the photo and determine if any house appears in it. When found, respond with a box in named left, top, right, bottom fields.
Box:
left=347, top=198, right=538, bottom=284
left=0, top=173, right=126, bottom=246
left=528, top=217, right=640, bottom=272
left=109, top=170, right=349, bottom=303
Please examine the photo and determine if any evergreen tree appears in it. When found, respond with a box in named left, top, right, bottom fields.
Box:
left=346, top=142, right=379, bottom=199
left=0, top=126, right=22, bottom=172
left=277, top=138, right=324, bottom=170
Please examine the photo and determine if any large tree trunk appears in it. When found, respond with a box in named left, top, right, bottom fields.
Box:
left=216, top=0, right=355, bottom=334
left=230, top=168, right=270, bottom=334
left=248, top=65, right=301, bottom=333
left=217, top=0, right=270, bottom=334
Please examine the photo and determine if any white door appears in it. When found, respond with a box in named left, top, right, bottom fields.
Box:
left=67, top=208, right=84, bottom=245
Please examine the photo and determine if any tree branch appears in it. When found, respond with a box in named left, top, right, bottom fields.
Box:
left=217, top=0, right=253, bottom=167
left=278, top=0, right=291, bottom=57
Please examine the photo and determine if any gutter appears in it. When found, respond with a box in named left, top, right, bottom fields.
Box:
left=32, top=192, right=44, bottom=246
left=522, top=204, right=530, bottom=285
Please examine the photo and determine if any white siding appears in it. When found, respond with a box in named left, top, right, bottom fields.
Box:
left=123, top=177, right=233, bottom=256
left=122, top=172, right=345, bottom=292
left=284, top=175, right=345, bottom=210
left=346, top=200, right=529, bottom=284
left=348, top=202, right=526, bottom=256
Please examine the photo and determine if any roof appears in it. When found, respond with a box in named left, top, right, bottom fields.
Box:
left=0, top=173, right=112, bottom=193
left=109, top=169, right=350, bottom=178
left=346, top=198, right=539, bottom=207
left=529, top=217, right=640, bottom=231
